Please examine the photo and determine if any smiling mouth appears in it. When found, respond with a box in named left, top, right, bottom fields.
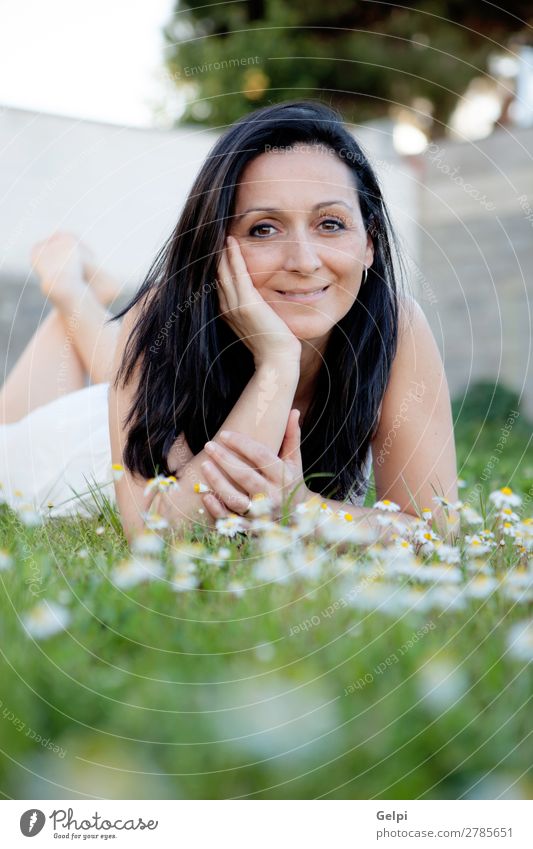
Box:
left=274, top=286, right=330, bottom=299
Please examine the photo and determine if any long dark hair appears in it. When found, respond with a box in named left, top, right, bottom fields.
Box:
left=113, top=100, right=404, bottom=502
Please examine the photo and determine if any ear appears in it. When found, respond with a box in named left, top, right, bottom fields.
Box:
left=365, top=231, right=375, bottom=271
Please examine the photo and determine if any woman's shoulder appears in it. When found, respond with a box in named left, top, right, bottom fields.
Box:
left=372, top=295, right=449, bottom=444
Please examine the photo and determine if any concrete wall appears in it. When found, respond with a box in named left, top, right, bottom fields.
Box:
left=416, top=125, right=533, bottom=418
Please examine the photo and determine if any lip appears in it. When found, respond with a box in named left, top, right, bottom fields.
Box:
left=274, top=286, right=330, bottom=302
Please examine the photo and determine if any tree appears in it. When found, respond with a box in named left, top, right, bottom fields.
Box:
left=163, top=1, right=532, bottom=134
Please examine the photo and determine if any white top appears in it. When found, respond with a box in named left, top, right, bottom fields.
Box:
left=0, top=381, right=373, bottom=518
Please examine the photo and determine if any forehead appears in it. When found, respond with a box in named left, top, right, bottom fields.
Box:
left=234, top=144, right=359, bottom=209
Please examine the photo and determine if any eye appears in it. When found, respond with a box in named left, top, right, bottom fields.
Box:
left=318, top=217, right=347, bottom=232
left=248, top=223, right=277, bottom=237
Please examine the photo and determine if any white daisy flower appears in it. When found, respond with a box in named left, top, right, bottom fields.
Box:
left=254, top=554, right=292, bottom=584
left=131, top=531, right=165, bottom=556
left=489, top=487, right=522, bottom=509
left=17, top=503, right=42, bottom=527
left=22, top=600, right=70, bottom=639
left=317, top=514, right=378, bottom=545
left=247, top=493, right=274, bottom=517
left=193, top=481, right=210, bottom=494
left=373, top=499, right=401, bottom=512
left=227, top=579, right=246, bottom=598
left=427, top=585, right=466, bottom=612
left=111, top=557, right=164, bottom=588
left=144, top=475, right=180, bottom=496
left=415, top=564, right=463, bottom=584
left=460, top=506, right=484, bottom=525
left=465, top=575, right=499, bottom=599
left=464, top=535, right=493, bottom=557
left=507, top=620, right=533, bottom=662
left=0, top=549, right=13, bottom=571
left=421, top=507, right=433, bottom=521
left=171, top=571, right=200, bottom=592
left=416, top=657, right=468, bottom=712
left=141, top=511, right=169, bottom=531
left=111, top=463, right=124, bottom=481
left=434, top=543, right=461, bottom=564
left=498, top=508, right=521, bottom=523
left=215, top=514, right=248, bottom=537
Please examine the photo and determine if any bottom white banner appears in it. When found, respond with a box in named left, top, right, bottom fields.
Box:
left=0, top=799, right=531, bottom=847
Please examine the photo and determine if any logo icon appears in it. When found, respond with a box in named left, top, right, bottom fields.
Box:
left=20, top=809, right=46, bottom=837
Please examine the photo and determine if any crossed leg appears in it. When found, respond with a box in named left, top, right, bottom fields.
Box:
left=0, top=233, right=122, bottom=425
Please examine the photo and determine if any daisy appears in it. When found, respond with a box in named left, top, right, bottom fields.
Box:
left=373, top=499, right=400, bottom=512
left=171, top=571, right=200, bottom=592
left=464, top=535, right=493, bottom=557
left=460, top=506, right=484, bottom=525
left=498, top=507, right=521, bottom=523
left=0, top=549, right=13, bottom=571
left=111, top=463, right=124, bottom=481
left=465, top=575, right=499, bottom=599
left=316, top=514, right=378, bottom=545
left=434, top=543, right=461, bottom=564
left=489, top=486, right=522, bottom=509
left=421, top=507, right=433, bottom=522
left=17, top=503, right=42, bottom=527
left=254, top=554, right=292, bottom=584
left=131, top=531, right=165, bottom=556
left=111, top=556, right=164, bottom=588
left=247, top=493, right=274, bottom=518
left=22, top=600, right=70, bottom=639
left=507, top=620, right=533, bottom=662
left=227, top=580, right=246, bottom=598
left=215, top=514, right=248, bottom=537
left=144, top=475, right=180, bottom=496
left=141, top=511, right=169, bottom=531
left=193, top=481, right=210, bottom=494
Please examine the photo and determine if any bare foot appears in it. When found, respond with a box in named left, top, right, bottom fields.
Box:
left=31, top=232, right=87, bottom=310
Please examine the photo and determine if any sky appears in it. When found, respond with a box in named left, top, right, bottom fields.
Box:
left=0, top=0, right=182, bottom=127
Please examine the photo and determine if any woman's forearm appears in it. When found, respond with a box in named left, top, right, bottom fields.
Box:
left=158, top=359, right=300, bottom=532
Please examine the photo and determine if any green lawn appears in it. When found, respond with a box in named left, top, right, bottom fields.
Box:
left=0, top=385, right=531, bottom=800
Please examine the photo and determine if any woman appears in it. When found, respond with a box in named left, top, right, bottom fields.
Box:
left=0, top=100, right=457, bottom=539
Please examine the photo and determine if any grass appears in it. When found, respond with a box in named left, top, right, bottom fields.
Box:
left=0, top=392, right=532, bottom=800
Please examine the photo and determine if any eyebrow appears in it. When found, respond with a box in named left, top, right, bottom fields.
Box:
left=233, top=199, right=354, bottom=222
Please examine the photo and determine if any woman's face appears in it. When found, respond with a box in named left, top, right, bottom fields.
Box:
left=228, top=144, right=374, bottom=347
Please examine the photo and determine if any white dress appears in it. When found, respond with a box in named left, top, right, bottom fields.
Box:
left=0, top=382, right=373, bottom=518
left=0, top=382, right=114, bottom=518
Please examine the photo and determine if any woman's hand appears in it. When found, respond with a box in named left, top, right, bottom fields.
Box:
left=217, top=236, right=301, bottom=367
left=200, top=409, right=311, bottom=521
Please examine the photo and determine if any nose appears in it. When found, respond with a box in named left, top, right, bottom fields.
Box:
left=282, top=234, right=321, bottom=275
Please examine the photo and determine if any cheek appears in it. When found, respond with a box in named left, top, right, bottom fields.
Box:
left=238, top=243, right=280, bottom=288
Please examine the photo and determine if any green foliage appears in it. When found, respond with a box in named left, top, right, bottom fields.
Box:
left=163, top=0, right=529, bottom=131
